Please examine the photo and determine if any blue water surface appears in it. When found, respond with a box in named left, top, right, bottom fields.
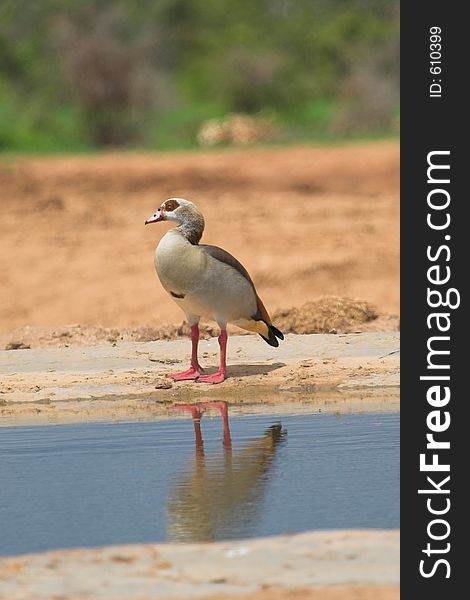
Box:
left=0, top=411, right=399, bottom=555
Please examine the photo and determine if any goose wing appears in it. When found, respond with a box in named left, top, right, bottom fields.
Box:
left=198, top=244, right=255, bottom=288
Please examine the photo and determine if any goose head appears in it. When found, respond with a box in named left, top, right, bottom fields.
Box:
left=145, top=198, right=205, bottom=244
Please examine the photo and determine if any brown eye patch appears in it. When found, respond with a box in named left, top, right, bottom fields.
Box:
left=163, top=199, right=180, bottom=212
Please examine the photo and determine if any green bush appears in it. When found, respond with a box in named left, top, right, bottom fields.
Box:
left=0, top=0, right=399, bottom=152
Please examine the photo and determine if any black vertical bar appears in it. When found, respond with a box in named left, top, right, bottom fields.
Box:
left=401, top=3, right=465, bottom=598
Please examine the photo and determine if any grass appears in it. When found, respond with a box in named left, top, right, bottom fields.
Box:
left=0, top=97, right=399, bottom=156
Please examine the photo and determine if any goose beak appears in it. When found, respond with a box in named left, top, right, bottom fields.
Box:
left=145, top=210, right=164, bottom=224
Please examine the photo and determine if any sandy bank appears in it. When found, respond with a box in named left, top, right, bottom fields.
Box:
left=0, top=529, right=399, bottom=600
left=0, top=332, right=399, bottom=425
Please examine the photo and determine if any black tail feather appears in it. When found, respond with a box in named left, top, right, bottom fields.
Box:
left=270, top=325, right=284, bottom=340
left=258, top=322, right=284, bottom=347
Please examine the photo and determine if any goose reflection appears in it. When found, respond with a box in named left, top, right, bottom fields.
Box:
left=166, top=401, right=286, bottom=542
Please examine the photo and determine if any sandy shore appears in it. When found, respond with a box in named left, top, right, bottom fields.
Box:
left=0, top=332, right=399, bottom=425
left=0, top=530, right=399, bottom=600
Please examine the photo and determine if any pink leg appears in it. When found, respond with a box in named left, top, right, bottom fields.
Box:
left=172, top=404, right=205, bottom=455
left=199, top=401, right=232, bottom=449
left=172, top=403, right=204, bottom=420
left=198, top=330, right=227, bottom=384
left=169, top=324, right=204, bottom=381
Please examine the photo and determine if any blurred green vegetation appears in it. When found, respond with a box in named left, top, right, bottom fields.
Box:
left=0, top=0, right=399, bottom=152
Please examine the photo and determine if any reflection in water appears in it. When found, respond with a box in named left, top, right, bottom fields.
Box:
left=167, top=401, right=286, bottom=543
left=0, top=412, right=399, bottom=555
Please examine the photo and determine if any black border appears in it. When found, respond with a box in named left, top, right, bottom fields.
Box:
left=401, top=3, right=466, bottom=597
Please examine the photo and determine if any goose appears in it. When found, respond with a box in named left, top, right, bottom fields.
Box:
left=145, top=198, right=283, bottom=384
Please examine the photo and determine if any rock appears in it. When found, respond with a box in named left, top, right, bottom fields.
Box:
left=155, top=379, right=173, bottom=390
left=5, top=342, right=31, bottom=350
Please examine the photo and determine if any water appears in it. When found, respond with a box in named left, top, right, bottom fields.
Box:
left=0, top=411, right=399, bottom=556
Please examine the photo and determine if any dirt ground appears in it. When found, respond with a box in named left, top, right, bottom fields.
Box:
left=0, top=530, right=399, bottom=600
left=0, top=141, right=399, bottom=341
left=169, top=587, right=400, bottom=600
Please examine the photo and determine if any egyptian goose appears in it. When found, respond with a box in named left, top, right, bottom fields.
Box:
left=145, top=198, right=283, bottom=384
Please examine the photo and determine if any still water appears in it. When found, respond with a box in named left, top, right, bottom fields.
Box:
left=0, top=410, right=399, bottom=556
